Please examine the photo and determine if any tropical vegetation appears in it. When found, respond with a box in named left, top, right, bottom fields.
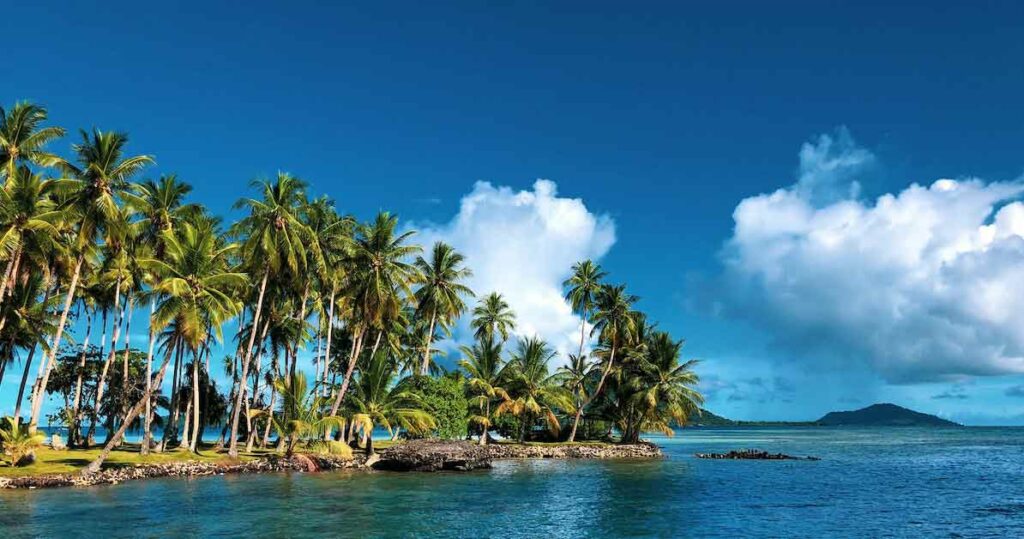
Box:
left=0, top=100, right=703, bottom=474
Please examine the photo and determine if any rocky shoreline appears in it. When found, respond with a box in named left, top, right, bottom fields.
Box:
left=1, top=441, right=663, bottom=489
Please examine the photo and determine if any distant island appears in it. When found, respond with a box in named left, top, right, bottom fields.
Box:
left=691, top=403, right=960, bottom=427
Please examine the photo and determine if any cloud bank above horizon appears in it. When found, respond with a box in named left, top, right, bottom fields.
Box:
left=415, top=179, right=615, bottom=359
left=721, top=130, right=1024, bottom=384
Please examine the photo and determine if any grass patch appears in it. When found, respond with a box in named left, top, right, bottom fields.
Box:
left=0, top=443, right=263, bottom=477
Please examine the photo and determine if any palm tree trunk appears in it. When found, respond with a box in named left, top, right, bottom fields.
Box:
left=261, top=386, right=277, bottom=448
left=81, top=344, right=176, bottom=475
left=421, top=310, right=436, bottom=375
left=0, top=245, right=20, bottom=307
left=289, top=282, right=310, bottom=380
left=190, top=355, right=201, bottom=452
left=121, top=295, right=135, bottom=389
left=328, top=328, right=365, bottom=418
left=480, top=400, right=490, bottom=446
left=181, top=396, right=192, bottom=449
left=322, top=286, right=336, bottom=396
left=141, top=299, right=156, bottom=455
left=69, top=310, right=93, bottom=446
left=13, top=346, right=37, bottom=423
left=91, top=278, right=124, bottom=440
left=570, top=341, right=617, bottom=443
left=28, top=254, right=85, bottom=433
left=567, top=308, right=589, bottom=442
left=164, top=340, right=184, bottom=447
left=228, top=272, right=269, bottom=457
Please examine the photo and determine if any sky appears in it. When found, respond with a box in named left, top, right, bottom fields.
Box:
left=3, top=1, right=1024, bottom=425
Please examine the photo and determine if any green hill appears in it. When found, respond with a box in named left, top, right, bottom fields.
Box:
left=816, top=403, right=960, bottom=427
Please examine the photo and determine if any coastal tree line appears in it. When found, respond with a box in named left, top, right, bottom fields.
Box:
left=0, top=101, right=703, bottom=470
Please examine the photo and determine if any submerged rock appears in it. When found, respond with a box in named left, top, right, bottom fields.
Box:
left=373, top=439, right=492, bottom=472
left=695, top=449, right=820, bottom=461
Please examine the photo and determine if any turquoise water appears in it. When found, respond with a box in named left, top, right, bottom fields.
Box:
left=2, top=427, right=1022, bottom=537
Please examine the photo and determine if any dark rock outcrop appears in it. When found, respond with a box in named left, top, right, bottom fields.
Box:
left=372, top=439, right=492, bottom=471
left=695, top=449, right=820, bottom=461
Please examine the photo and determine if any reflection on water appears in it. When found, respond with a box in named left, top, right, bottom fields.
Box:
left=2, top=427, right=1022, bottom=537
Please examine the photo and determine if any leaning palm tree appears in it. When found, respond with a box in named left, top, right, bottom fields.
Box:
left=82, top=222, right=244, bottom=474
left=227, top=172, right=315, bottom=457
left=28, top=129, right=152, bottom=432
left=346, top=351, right=435, bottom=455
left=328, top=212, right=420, bottom=419
left=562, top=260, right=607, bottom=441
left=498, top=337, right=574, bottom=443
left=558, top=353, right=598, bottom=442
left=459, top=335, right=510, bottom=445
left=470, top=292, right=516, bottom=343
left=0, top=101, right=65, bottom=181
left=413, top=242, right=473, bottom=374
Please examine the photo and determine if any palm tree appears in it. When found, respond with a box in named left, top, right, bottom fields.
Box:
left=558, top=353, right=598, bottom=442
left=563, top=260, right=606, bottom=441
left=459, top=336, right=510, bottom=445
left=250, top=371, right=344, bottom=455
left=498, top=337, right=573, bottom=443
left=470, top=292, right=516, bottom=343
left=568, top=284, right=637, bottom=441
left=0, top=101, right=65, bottom=181
left=328, top=212, right=419, bottom=420
left=28, top=129, right=152, bottom=433
left=0, top=166, right=62, bottom=309
left=620, top=332, right=702, bottom=443
left=346, top=351, right=435, bottom=455
left=81, top=222, right=244, bottom=473
left=414, top=242, right=473, bottom=375
left=227, top=173, right=314, bottom=457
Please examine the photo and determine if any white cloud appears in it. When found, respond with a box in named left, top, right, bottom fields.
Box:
left=722, top=130, right=1024, bottom=383
left=415, top=179, right=615, bottom=360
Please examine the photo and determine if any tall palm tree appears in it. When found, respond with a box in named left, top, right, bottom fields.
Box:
left=83, top=222, right=244, bottom=473
left=328, top=212, right=419, bottom=419
left=0, top=101, right=65, bottom=181
left=569, top=284, right=638, bottom=440
left=459, top=335, right=510, bottom=445
left=414, top=242, right=473, bottom=374
left=498, top=337, right=573, bottom=443
left=470, top=292, right=516, bottom=343
left=227, top=172, right=314, bottom=457
left=562, top=260, right=607, bottom=441
left=28, top=129, right=152, bottom=432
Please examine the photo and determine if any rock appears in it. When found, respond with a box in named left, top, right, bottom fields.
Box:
left=373, top=439, right=492, bottom=472
left=694, top=449, right=820, bottom=461
left=485, top=441, right=663, bottom=460
left=50, top=434, right=67, bottom=451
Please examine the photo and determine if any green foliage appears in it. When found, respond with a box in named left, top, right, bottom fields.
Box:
left=1, top=417, right=46, bottom=466
left=403, top=374, right=469, bottom=439
left=307, top=440, right=354, bottom=460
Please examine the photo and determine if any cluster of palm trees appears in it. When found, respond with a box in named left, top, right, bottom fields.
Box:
left=0, top=101, right=702, bottom=472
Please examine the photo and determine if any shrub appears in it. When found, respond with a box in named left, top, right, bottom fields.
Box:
left=1, top=417, right=46, bottom=467
left=404, top=374, right=469, bottom=439
left=307, top=440, right=354, bottom=460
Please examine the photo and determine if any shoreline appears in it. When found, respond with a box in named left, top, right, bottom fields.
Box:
left=0, top=441, right=663, bottom=490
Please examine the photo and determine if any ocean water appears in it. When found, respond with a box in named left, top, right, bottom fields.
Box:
left=1, top=427, right=1022, bottom=538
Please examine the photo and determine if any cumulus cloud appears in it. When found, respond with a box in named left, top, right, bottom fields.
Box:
left=721, top=130, right=1024, bottom=384
left=415, top=180, right=615, bottom=360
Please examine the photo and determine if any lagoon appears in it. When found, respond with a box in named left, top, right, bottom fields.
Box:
left=2, top=427, right=1022, bottom=537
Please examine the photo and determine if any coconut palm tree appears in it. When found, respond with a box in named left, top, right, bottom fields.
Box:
left=227, top=172, right=314, bottom=457
left=470, top=292, right=516, bottom=343
left=459, top=335, right=510, bottom=445
left=562, top=260, right=607, bottom=441
left=0, top=166, right=63, bottom=309
left=250, top=371, right=344, bottom=455
left=498, top=337, right=573, bottom=443
left=0, top=101, right=65, bottom=181
left=558, top=353, right=598, bottom=442
left=328, top=212, right=419, bottom=419
left=81, top=222, right=244, bottom=473
left=619, top=332, right=702, bottom=443
left=28, top=129, right=152, bottom=433
left=346, top=350, right=435, bottom=454
left=414, top=242, right=473, bottom=375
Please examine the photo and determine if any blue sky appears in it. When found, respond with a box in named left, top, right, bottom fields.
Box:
left=3, top=1, right=1024, bottom=424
